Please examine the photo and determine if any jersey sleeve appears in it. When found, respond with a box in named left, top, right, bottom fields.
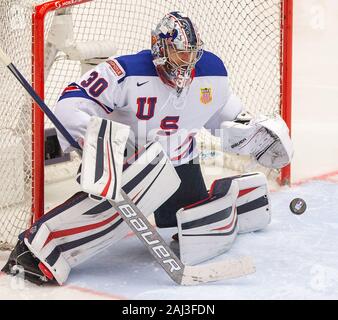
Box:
left=197, top=51, right=244, bottom=135
left=204, top=93, right=244, bottom=135
left=54, top=58, right=127, bottom=152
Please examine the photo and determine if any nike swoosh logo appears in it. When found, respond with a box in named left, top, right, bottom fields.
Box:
left=137, top=81, right=149, bottom=87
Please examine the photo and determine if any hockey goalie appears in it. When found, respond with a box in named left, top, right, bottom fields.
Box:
left=2, top=11, right=293, bottom=285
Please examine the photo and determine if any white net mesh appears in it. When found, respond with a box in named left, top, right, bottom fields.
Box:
left=0, top=0, right=33, bottom=250
left=0, top=0, right=285, bottom=249
left=45, top=0, right=282, bottom=114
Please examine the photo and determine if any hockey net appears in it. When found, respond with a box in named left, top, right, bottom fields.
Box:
left=0, top=0, right=292, bottom=249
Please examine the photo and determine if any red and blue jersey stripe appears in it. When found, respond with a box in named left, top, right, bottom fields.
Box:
left=58, top=82, right=114, bottom=114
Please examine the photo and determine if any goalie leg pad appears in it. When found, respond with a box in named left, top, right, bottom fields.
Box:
left=23, top=192, right=130, bottom=285
left=23, top=142, right=181, bottom=285
left=81, top=117, right=130, bottom=202
left=154, top=158, right=209, bottom=228
left=234, top=172, right=271, bottom=234
left=176, top=179, right=239, bottom=266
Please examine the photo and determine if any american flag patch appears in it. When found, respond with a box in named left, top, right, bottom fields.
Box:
left=200, top=87, right=212, bottom=105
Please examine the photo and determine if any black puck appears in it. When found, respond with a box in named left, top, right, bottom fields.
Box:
left=290, top=198, right=307, bottom=215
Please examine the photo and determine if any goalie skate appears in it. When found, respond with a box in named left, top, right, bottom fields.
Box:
left=1, top=240, right=56, bottom=286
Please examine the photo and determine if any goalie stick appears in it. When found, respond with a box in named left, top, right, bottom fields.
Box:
left=0, top=47, right=255, bottom=285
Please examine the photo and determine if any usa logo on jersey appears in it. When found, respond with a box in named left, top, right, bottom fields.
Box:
left=200, top=88, right=212, bottom=105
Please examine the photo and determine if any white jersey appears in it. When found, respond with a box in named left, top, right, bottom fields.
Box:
left=54, top=50, right=243, bottom=166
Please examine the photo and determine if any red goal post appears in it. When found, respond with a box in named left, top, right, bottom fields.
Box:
left=30, top=0, right=293, bottom=222
left=32, top=0, right=92, bottom=223
left=280, top=0, right=293, bottom=187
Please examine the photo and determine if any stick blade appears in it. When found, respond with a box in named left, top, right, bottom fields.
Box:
left=180, top=256, right=255, bottom=286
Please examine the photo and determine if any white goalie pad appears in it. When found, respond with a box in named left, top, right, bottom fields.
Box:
left=232, top=172, right=271, bottom=234
left=81, top=117, right=130, bottom=202
left=176, top=179, right=239, bottom=266
left=220, top=114, right=293, bottom=169
left=176, top=172, right=271, bottom=266
left=24, top=141, right=181, bottom=285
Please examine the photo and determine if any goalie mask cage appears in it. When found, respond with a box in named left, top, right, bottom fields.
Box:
left=0, top=0, right=293, bottom=249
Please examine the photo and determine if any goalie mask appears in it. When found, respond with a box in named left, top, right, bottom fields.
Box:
left=151, top=11, right=204, bottom=94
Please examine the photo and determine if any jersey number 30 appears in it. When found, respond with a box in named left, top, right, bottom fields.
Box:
left=81, top=71, right=108, bottom=97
